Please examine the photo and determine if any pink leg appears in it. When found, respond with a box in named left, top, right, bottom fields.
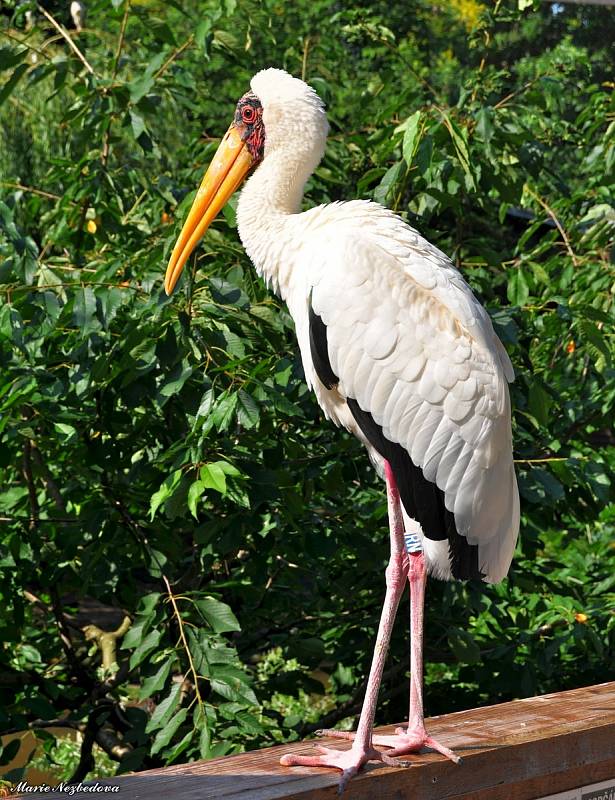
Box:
left=280, top=461, right=408, bottom=792
left=368, top=550, right=461, bottom=763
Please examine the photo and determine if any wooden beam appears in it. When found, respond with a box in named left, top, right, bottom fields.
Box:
left=543, top=0, right=615, bottom=6
left=9, top=682, right=615, bottom=799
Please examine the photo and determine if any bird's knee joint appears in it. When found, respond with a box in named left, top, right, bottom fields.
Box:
left=385, top=552, right=409, bottom=587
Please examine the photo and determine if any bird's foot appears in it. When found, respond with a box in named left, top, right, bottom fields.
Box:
left=319, top=725, right=461, bottom=764
left=280, top=741, right=401, bottom=795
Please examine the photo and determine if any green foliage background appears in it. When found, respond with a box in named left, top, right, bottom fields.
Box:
left=0, top=0, right=614, bottom=783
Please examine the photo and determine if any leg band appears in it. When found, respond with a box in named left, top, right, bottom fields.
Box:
left=404, top=531, right=423, bottom=554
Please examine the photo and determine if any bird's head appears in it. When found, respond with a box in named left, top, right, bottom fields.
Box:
left=164, top=68, right=328, bottom=295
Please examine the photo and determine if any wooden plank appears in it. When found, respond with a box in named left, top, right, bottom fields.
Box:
left=541, top=0, right=615, bottom=6
left=10, top=682, right=615, bottom=800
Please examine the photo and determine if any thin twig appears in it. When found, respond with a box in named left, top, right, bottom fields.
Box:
left=102, top=1, right=131, bottom=166
left=525, top=185, right=579, bottom=267
left=0, top=181, right=62, bottom=202
left=153, top=35, right=195, bottom=81
left=493, top=74, right=547, bottom=111
left=0, top=281, right=144, bottom=294
left=120, top=189, right=147, bottom=224
left=378, top=37, right=438, bottom=100
left=301, top=36, right=311, bottom=82
left=1, top=29, right=53, bottom=62
left=37, top=5, right=96, bottom=76
left=163, top=575, right=204, bottom=710
left=111, top=1, right=131, bottom=82
left=22, top=441, right=40, bottom=532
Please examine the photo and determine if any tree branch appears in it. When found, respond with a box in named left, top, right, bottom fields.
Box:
left=525, top=185, right=579, bottom=267
left=153, top=35, right=195, bottom=81
left=22, top=440, right=39, bottom=531
left=37, top=6, right=96, bottom=76
left=49, top=586, right=94, bottom=690
left=68, top=709, right=100, bottom=783
left=29, top=442, right=66, bottom=511
left=0, top=181, right=62, bottom=202
left=83, top=616, right=131, bottom=671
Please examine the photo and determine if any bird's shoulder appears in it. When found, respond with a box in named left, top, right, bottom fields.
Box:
left=304, top=200, right=514, bottom=385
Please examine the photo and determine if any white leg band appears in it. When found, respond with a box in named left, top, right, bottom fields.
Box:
left=404, top=531, right=423, bottom=554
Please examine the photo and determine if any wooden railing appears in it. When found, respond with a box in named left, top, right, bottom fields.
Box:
left=10, top=681, right=615, bottom=800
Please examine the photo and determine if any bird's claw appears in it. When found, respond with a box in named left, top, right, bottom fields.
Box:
left=372, top=726, right=462, bottom=764
left=317, top=725, right=461, bottom=764
left=280, top=742, right=401, bottom=794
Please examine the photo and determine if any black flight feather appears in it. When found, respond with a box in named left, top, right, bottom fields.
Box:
left=346, top=399, right=481, bottom=580
left=308, top=301, right=339, bottom=390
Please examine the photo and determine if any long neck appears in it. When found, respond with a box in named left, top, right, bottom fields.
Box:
left=236, top=147, right=317, bottom=297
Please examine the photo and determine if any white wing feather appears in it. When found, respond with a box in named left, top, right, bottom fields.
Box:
left=297, top=201, right=518, bottom=583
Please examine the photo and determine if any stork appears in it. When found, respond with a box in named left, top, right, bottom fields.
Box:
left=164, top=68, right=519, bottom=792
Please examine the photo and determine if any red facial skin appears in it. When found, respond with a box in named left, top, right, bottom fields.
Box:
left=234, top=92, right=265, bottom=161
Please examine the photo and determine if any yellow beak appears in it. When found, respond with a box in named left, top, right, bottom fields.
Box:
left=164, top=124, right=255, bottom=295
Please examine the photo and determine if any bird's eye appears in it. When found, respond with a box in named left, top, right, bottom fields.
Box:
left=242, top=106, right=255, bottom=123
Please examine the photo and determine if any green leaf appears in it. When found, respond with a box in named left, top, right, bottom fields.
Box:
left=149, top=18, right=177, bottom=46
left=73, top=287, right=98, bottom=336
left=187, top=480, right=205, bottom=519
left=0, top=47, right=27, bottom=72
left=0, top=63, right=28, bottom=106
left=475, top=108, right=494, bottom=144
left=159, top=363, right=193, bottom=398
left=0, top=738, right=20, bottom=766
left=373, top=161, right=404, bottom=206
left=198, top=720, right=211, bottom=758
left=210, top=665, right=257, bottom=705
left=150, top=469, right=182, bottom=519
left=402, top=111, right=422, bottom=166
left=507, top=268, right=529, bottom=306
left=130, top=110, right=147, bottom=141
left=129, top=628, right=162, bottom=670
left=128, top=52, right=165, bottom=103
left=164, top=729, right=193, bottom=764
left=195, top=18, right=213, bottom=51
left=441, top=111, right=474, bottom=186
left=195, top=597, right=241, bottom=633
left=528, top=382, right=552, bottom=427
left=139, top=658, right=173, bottom=700
left=235, top=710, right=264, bottom=735
left=121, top=616, right=151, bottom=651
left=236, top=390, right=259, bottom=429
left=200, top=462, right=227, bottom=494
left=53, top=422, right=77, bottom=443
left=150, top=708, right=188, bottom=755
left=145, top=682, right=182, bottom=733
left=211, top=392, right=237, bottom=431
left=534, top=469, right=565, bottom=502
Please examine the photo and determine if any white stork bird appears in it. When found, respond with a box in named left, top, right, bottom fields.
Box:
left=165, top=68, right=519, bottom=791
